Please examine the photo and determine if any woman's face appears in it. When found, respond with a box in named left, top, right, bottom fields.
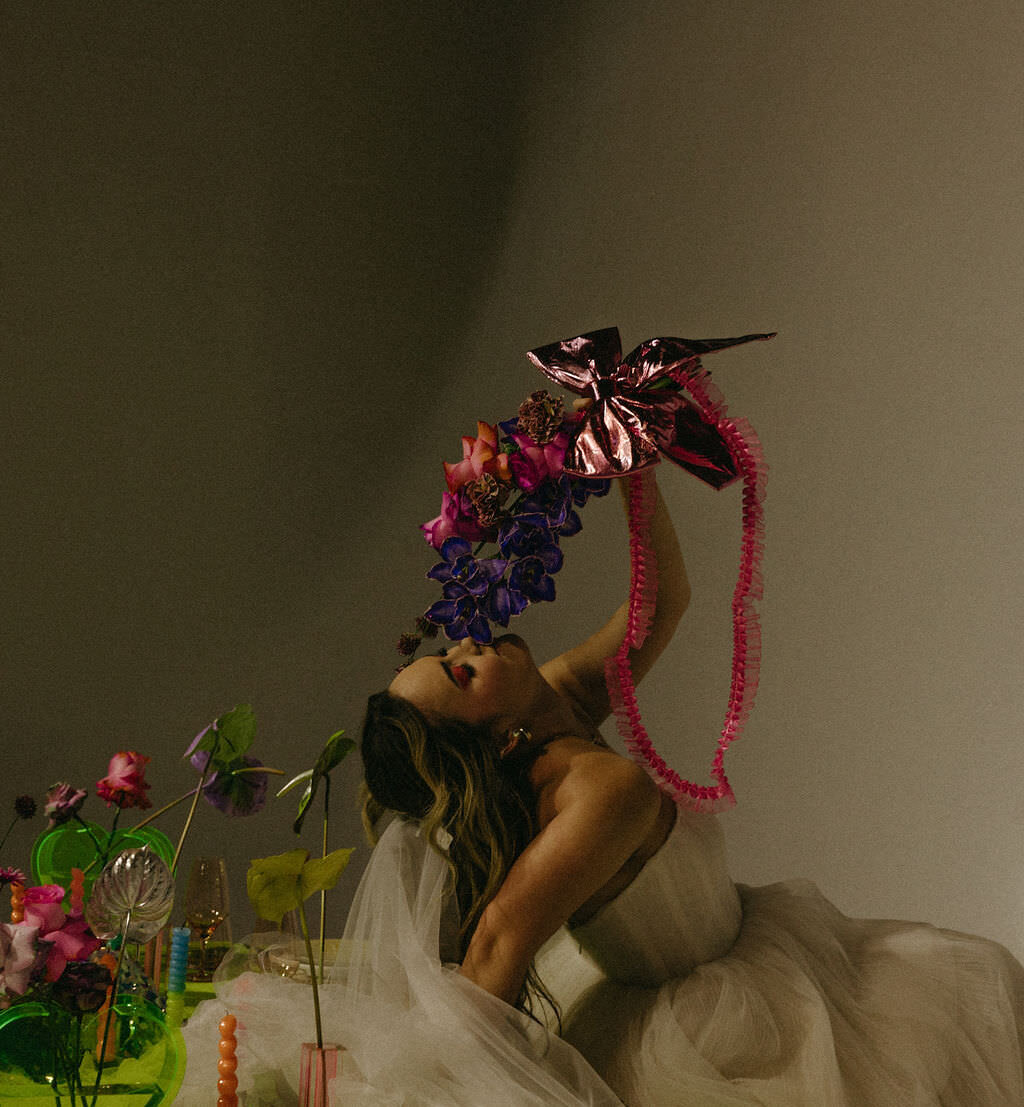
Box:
left=389, top=633, right=539, bottom=733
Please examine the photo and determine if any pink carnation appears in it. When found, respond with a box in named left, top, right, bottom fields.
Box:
left=96, top=751, right=152, bottom=810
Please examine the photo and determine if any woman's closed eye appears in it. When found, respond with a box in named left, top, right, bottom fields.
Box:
left=442, top=660, right=474, bottom=689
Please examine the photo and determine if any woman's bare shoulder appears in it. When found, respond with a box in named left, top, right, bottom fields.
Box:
left=530, top=736, right=659, bottom=827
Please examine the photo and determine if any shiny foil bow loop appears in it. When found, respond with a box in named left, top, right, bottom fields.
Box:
left=527, top=327, right=775, bottom=487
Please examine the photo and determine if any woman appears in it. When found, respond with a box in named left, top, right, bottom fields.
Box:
left=358, top=469, right=1024, bottom=1106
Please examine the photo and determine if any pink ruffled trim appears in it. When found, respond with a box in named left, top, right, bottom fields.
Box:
left=605, top=362, right=766, bottom=811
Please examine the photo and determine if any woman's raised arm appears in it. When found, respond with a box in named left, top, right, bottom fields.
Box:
left=541, top=466, right=689, bottom=727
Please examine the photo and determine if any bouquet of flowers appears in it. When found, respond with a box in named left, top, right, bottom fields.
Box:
left=0, top=705, right=281, bottom=1101
left=399, top=390, right=610, bottom=657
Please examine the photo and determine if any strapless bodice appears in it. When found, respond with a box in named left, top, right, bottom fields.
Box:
left=568, top=806, right=741, bottom=985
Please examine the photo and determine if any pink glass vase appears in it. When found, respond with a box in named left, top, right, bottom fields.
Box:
left=298, top=1042, right=342, bottom=1107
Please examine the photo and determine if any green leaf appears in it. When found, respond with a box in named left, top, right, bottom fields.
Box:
left=293, top=731, right=355, bottom=835
left=299, top=848, right=354, bottom=900
left=314, top=732, right=355, bottom=777
left=246, top=848, right=308, bottom=925
left=212, top=704, right=257, bottom=762
left=276, top=769, right=314, bottom=798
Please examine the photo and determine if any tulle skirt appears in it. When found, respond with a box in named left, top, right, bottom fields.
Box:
left=551, top=879, right=1024, bottom=1106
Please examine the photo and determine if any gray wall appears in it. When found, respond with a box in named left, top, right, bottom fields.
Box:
left=4, top=2, right=1023, bottom=953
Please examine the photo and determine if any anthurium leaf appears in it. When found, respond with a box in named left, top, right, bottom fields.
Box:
left=277, top=769, right=314, bottom=798
left=299, top=848, right=354, bottom=900
left=246, top=848, right=308, bottom=925
left=293, top=731, right=355, bottom=835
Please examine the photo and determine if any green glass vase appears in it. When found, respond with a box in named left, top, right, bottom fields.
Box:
left=31, top=822, right=175, bottom=903
left=0, top=994, right=186, bottom=1104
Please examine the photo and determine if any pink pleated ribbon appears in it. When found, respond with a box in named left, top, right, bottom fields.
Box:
left=528, top=329, right=771, bottom=809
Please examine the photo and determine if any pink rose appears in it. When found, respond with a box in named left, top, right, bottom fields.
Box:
left=442, top=421, right=511, bottom=492
left=508, top=429, right=569, bottom=492
left=23, top=885, right=67, bottom=934
left=96, top=751, right=152, bottom=810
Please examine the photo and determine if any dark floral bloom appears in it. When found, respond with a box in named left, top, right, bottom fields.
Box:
left=425, top=538, right=508, bottom=599
left=14, top=795, right=36, bottom=820
left=51, top=959, right=113, bottom=1014
left=425, top=581, right=510, bottom=643
left=0, top=866, right=27, bottom=888
left=190, top=750, right=270, bottom=817
left=396, top=633, right=422, bottom=657
left=43, top=783, right=88, bottom=828
left=571, top=476, right=612, bottom=506
left=414, top=616, right=439, bottom=639
left=465, top=473, right=510, bottom=527
left=508, top=555, right=559, bottom=608
left=513, top=476, right=581, bottom=535
left=515, top=390, right=565, bottom=445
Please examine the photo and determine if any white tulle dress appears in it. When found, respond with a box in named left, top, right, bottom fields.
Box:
left=179, top=807, right=1024, bottom=1105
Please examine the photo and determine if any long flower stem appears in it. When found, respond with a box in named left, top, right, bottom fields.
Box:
left=318, top=779, right=329, bottom=986
left=0, top=814, right=18, bottom=854
left=90, top=914, right=131, bottom=1107
left=298, top=899, right=328, bottom=1101
left=170, top=764, right=211, bottom=877
left=130, top=766, right=284, bottom=834
left=71, top=814, right=106, bottom=855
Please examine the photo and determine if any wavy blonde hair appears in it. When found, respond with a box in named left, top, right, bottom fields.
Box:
left=360, top=689, right=558, bottom=1023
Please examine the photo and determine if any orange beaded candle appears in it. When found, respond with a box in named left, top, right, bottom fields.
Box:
left=217, top=1013, right=239, bottom=1107
left=9, top=882, right=25, bottom=923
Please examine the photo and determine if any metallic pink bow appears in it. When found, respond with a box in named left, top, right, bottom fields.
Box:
left=527, top=328, right=774, bottom=488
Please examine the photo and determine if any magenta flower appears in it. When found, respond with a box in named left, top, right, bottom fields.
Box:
left=44, top=782, right=88, bottom=828
left=20, top=886, right=100, bottom=981
left=0, top=866, right=26, bottom=888
left=508, top=428, right=569, bottom=493
left=421, top=488, right=490, bottom=550
left=96, top=751, right=152, bottom=811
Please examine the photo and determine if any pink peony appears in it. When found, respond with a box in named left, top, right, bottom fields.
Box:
left=442, top=421, right=511, bottom=492
left=508, top=429, right=569, bottom=493
left=96, top=751, right=152, bottom=810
